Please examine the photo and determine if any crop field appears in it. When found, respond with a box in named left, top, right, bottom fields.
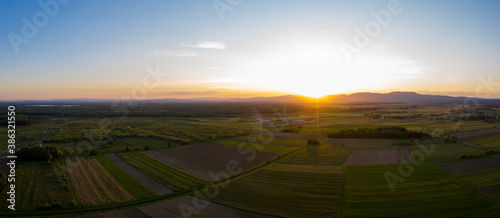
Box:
left=14, top=162, right=75, bottom=210
left=457, top=168, right=500, bottom=189
left=66, top=158, right=135, bottom=206
left=210, top=163, right=344, bottom=217
left=343, top=146, right=414, bottom=165
left=76, top=208, right=149, bottom=218
left=437, top=155, right=500, bottom=175
left=344, top=164, right=500, bottom=217
left=301, top=117, right=431, bottom=134
left=478, top=185, right=500, bottom=202
left=471, top=135, right=500, bottom=148
left=450, top=127, right=500, bottom=141
left=278, top=144, right=350, bottom=165
left=138, top=195, right=272, bottom=218
left=214, top=135, right=306, bottom=154
left=456, top=168, right=500, bottom=202
left=96, top=155, right=163, bottom=197
left=428, top=121, right=496, bottom=132
left=117, top=152, right=204, bottom=191
left=142, top=143, right=278, bottom=181
left=3, top=103, right=500, bottom=216
left=412, top=142, right=485, bottom=164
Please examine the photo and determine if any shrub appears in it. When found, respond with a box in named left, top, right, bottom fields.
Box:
left=307, top=139, right=321, bottom=145
left=458, top=155, right=467, bottom=159
left=40, top=202, right=52, bottom=210
left=51, top=201, right=63, bottom=209
left=486, top=150, right=497, bottom=155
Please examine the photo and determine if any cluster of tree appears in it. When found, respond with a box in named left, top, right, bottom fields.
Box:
left=327, top=126, right=431, bottom=139
left=460, top=114, right=496, bottom=121
left=377, top=111, right=408, bottom=114
left=40, top=201, right=63, bottom=210
left=281, top=126, right=303, bottom=133
left=17, top=146, right=64, bottom=162
left=307, top=139, right=321, bottom=145
left=364, top=113, right=425, bottom=119
left=0, top=114, right=32, bottom=126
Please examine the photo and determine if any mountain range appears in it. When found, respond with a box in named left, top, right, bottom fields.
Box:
left=1, top=92, right=498, bottom=104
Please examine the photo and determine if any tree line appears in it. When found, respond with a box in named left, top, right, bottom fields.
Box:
left=327, top=126, right=430, bottom=139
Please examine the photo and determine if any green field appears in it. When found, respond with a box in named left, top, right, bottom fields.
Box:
left=412, top=142, right=486, bottom=164
left=2, top=103, right=500, bottom=216
left=471, top=135, right=500, bottom=148
left=210, top=163, right=344, bottom=217
left=344, top=164, right=500, bottom=217
left=14, top=162, right=75, bottom=210
left=117, top=152, right=206, bottom=191
left=94, top=155, right=156, bottom=199
left=457, top=168, right=500, bottom=188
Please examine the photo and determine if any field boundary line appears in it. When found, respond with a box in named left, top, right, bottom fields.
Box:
left=436, top=165, right=500, bottom=206
left=105, top=154, right=173, bottom=196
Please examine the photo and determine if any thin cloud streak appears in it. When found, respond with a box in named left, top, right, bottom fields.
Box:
left=180, top=41, right=226, bottom=49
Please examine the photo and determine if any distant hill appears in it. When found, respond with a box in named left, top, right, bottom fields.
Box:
left=322, top=92, right=485, bottom=103
left=1, top=92, right=498, bottom=104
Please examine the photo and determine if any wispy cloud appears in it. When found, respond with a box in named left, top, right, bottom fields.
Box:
left=208, top=67, right=222, bottom=70
left=180, top=41, right=226, bottom=50
left=153, top=50, right=198, bottom=57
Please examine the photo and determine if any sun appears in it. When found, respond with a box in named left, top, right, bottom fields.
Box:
left=230, top=30, right=421, bottom=98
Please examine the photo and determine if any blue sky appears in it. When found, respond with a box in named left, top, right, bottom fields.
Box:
left=1, top=0, right=500, bottom=100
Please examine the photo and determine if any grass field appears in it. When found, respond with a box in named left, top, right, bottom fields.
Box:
left=94, top=155, right=156, bottom=199
left=211, top=163, right=344, bottom=217
left=412, top=142, right=485, bottom=164
left=214, top=135, right=306, bottom=154
left=66, top=158, right=135, bottom=206
left=14, top=162, right=75, bottom=210
left=344, top=164, right=500, bottom=217
left=118, top=152, right=206, bottom=191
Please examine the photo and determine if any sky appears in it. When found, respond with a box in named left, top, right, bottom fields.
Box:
left=1, top=0, right=500, bottom=100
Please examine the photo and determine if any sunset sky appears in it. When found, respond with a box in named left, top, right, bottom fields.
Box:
left=1, top=0, right=500, bottom=100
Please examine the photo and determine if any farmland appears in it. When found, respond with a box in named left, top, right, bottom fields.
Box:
left=210, top=163, right=345, bottom=217
left=437, top=154, right=500, bottom=175
left=142, top=143, right=278, bottom=181
left=214, top=135, right=306, bottom=154
left=278, top=144, right=350, bottom=165
left=344, top=164, right=500, bottom=217
left=117, top=152, right=205, bottom=191
left=66, top=158, right=135, bottom=206
left=14, top=162, right=75, bottom=210
left=471, top=135, right=500, bottom=149
left=1, top=102, right=500, bottom=216
left=99, top=154, right=168, bottom=196
left=138, top=195, right=273, bottom=218
left=342, top=146, right=414, bottom=165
